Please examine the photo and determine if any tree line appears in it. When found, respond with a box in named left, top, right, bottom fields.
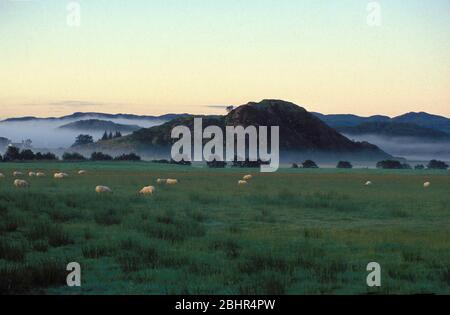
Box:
left=0, top=146, right=141, bottom=162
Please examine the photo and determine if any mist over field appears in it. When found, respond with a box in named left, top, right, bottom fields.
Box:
left=343, top=134, right=450, bottom=162
left=0, top=116, right=166, bottom=149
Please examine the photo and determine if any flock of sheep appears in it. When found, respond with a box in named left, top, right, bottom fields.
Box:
left=365, top=180, right=431, bottom=188
left=0, top=170, right=184, bottom=196
left=0, top=171, right=433, bottom=195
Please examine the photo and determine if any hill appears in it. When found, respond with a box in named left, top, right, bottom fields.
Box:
left=1, top=112, right=189, bottom=123
left=59, top=119, right=141, bottom=132
left=392, top=112, right=450, bottom=135
left=90, top=100, right=391, bottom=161
left=337, top=122, right=450, bottom=140
left=314, top=111, right=450, bottom=136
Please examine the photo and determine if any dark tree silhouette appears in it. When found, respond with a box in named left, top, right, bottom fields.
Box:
left=3, top=146, right=21, bottom=161
left=337, top=161, right=353, bottom=169
left=19, top=149, right=35, bottom=161
left=302, top=160, right=319, bottom=169
left=427, top=160, right=449, bottom=170
left=72, top=134, right=94, bottom=147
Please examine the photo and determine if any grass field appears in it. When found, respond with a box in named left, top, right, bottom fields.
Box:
left=0, top=162, right=449, bottom=295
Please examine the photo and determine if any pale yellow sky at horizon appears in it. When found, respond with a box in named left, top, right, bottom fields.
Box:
left=0, top=0, right=449, bottom=119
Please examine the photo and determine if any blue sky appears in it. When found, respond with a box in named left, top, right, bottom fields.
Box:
left=0, top=0, right=449, bottom=117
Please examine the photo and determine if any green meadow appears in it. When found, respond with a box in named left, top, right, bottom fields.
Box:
left=0, top=162, right=449, bottom=295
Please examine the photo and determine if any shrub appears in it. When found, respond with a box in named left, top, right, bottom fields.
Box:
left=376, top=160, right=404, bottom=169
left=415, top=164, right=425, bottom=170
left=337, top=161, right=352, bottom=169
left=62, top=152, right=86, bottom=161
left=3, top=146, right=20, bottom=161
left=302, top=160, right=318, bottom=169
left=207, top=160, right=227, bottom=168
left=292, top=163, right=299, bottom=169
left=91, top=152, right=113, bottom=161
left=35, top=152, right=58, bottom=161
left=427, top=160, right=449, bottom=170
left=19, top=149, right=35, bottom=161
left=170, top=158, right=192, bottom=166
left=114, top=153, right=141, bottom=161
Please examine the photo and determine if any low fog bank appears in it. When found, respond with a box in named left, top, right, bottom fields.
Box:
left=0, top=118, right=166, bottom=149
left=343, top=134, right=450, bottom=162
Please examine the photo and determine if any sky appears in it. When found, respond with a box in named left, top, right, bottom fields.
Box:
left=0, top=0, right=449, bottom=119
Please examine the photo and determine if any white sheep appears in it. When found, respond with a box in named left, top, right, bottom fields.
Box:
left=14, top=179, right=29, bottom=188
left=13, top=171, right=23, bottom=177
left=78, top=170, right=86, bottom=175
left=36, top=172, right=46, bottom=177
left=95, top=186, right=112, bottom=194
left=243, top=175, right=253, bottom=181
left=424, top=182, right=431, bottom=188
left=238, top=180, right=248, bottom=186
left=0, top=173, right=5, bottom=178
left=139, top=186, right=155, bottom=195
left=365, top=181, right=373, bottom=186
left=166, top=179, right=178, bottom=185
left=157, top=178, right=167, bottom=184
left=29, top=171, right=36, bottom=177
left=54, top=173, right=65, bottom=179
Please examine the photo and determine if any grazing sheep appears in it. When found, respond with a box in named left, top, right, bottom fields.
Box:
left=29, top=171, right=36, bottom=177
left=365, top=181, right=372, bottom=186
left=14, top=179, right=29, bottom=188
left=13, top=171, right=23, bottom=177
left=157, top=178, right=167, bottom=184
left=166, top=179, right=178, bottom=185
left=54, top=172, right=69, bottom=179
left=78, top=170, right=86, bottom=175
left=243, top=175, right=253, bottom=181
left=238, top=180, right=248, bottom=186
left=95, top=186, right=112, bottom=194
left=36, top=172, right=46, bottom=177
left=139, top=186, right=155, bottom=195
left=424, top=182, right=431, bottom=188
left=0, top=173, right=5, bottom=178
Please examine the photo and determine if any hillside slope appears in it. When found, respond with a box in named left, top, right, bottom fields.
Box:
left=89, top=100, right=391, bottom=161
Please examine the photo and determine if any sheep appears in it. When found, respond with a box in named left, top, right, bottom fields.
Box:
left=424, top=182, right=431, bottom=188
left=0, top=173, right=5, bottom=178
left=13, top=171, right=23, bottom=177
left=238, top=180, right=248, bottom=186
left=36, top=172, right=46, bottom=177
left=95, top=186, right=112, bottom=194
left=157, top=178, right=167, bottom=184
left=29, top=171, right=36, bottom=177
left=139, top=186, right=155, bottom=195
left=78, top=170, right=87, bottom=175
left=365, top=181, right=373, bottom=186
left=54, top=172, right=69, bottom=179
left=243, top=175, right=253, bottom=181
left=166, top=179, right=178, bottom=185
left=14, top=179, right=29, bottom=188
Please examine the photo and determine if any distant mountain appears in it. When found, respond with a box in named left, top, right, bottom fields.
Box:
left=2, top=112, right=189, bottom=123
left=392, top=112, right=450, bottom=135
left=337, top=122, right=450, bottom=140
left=59, top=119, right=141, bottom=132
left=88, top=100, right=391, bottom=161
left=0, top=112, right=188, bottom=149
left=312, top=113, right=390, bottom=128
left=314, top=112, right=450, bottom=136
